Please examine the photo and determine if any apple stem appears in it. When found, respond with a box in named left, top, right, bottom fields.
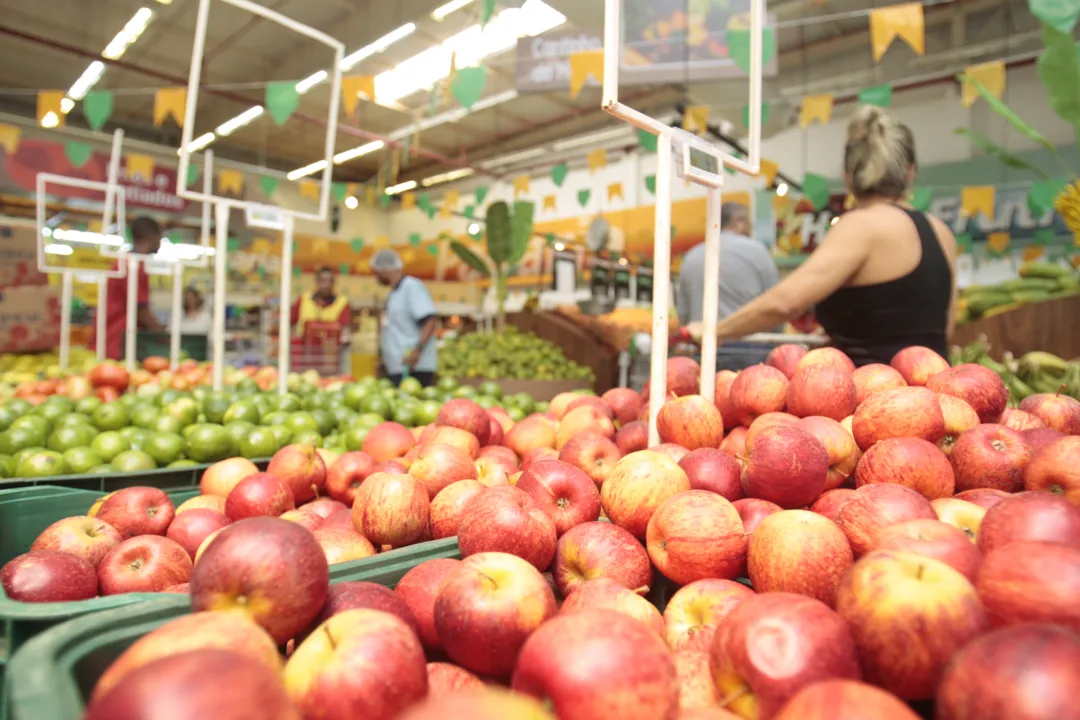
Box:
left=916, top=563, right=925, bottom=581
left=323, top=625, right=337, bottom=650
left=1058, top=384, right=1067, bottom=397
left=632, top=585, right=651, bottom=596
left=311, top=484, right=320, bottom=500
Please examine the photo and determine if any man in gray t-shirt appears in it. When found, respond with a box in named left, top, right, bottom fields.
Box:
left=675, top=202, right=780, bottom=326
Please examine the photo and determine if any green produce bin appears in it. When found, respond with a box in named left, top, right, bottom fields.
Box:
left=0, top=458, right=270, bottom=493
left=6, top=538, right=460, bottom=720
left=135, top=332, right=208, bottom=362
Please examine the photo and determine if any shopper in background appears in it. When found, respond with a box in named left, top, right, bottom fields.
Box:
left=689, top=105, right=956, bottom=365
left=371, top=249, right=439, bottom=387
left=291, top=266, right=352, bottom=339
left=179, top=286, right=212, bottom=335
left=676, top=201, right=780, bottom=369
left=91, top=216, right=165, bottom=361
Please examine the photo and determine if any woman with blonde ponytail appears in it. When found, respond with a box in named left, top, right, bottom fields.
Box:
left=690, top=105, right=957, bottom=365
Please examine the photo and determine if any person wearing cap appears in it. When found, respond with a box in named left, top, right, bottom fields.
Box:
left=371, top=249, right=439, bottom=387
left=291, top=266, right=352, bottom=338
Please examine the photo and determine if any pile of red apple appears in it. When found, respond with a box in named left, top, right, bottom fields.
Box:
left=17, top=343, right=1080, bottom=719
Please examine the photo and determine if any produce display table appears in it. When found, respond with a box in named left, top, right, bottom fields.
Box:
left=506, top=312, right=618, bottom=393
left=954, top=294, right=1080, bottom=360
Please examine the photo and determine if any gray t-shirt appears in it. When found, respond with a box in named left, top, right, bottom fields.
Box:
left=381, top=276, right=437, bottom=375
left=675, top=230, right=780, bottom=325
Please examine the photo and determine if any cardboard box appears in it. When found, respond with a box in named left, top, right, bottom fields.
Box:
left=0, top=224, right=47, bottom=288
left=0, top=285, right=61, bottom=353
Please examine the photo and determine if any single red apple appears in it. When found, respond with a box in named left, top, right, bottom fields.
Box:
left=713, top=370, right=739, bottom=430
left=31, top=516, right=122, bottom=568
left=741, top=423, right=830, bottom=508
left=796, top=416, right=860, bottom=491
left=786, top=364, right=857, bottom=421
left=312, top=527, right=377, bottom=565
left=890, top=346, right=950, bottom=386
left=674, top=650, right=721, bottom=712
left=641, top=356, right=703, bottom=399
left=429, top=479, right=486, bottom=539
left=810, top=488, right=856, bottom=522
left=1024, top=435, right=1080, bottom=504
left=600, top=450, right=691, bottom=539
left=976, top=540, right=1080, bottom=632
left=516, top=459, right=601, bottom=536
left=953, top=488, right=1010, bottom=510
left=936, top=394, right=981, bottom=456
left=352, top=472, right=430, bottom=548
left=834, top=483, right=937, bottom=556
left=325, top=451, right=375, bottom=505
left=931, top=497, right=986, bottom=541
left=505, top=417, right=556, bottom=459
left=743, top=412, right=799, bottom=449
left=602, top=387, right=645, bottom=427
left=556, top=406, right=615, bottom=450
left=851, top=386, right=946, bottom=451
left=457, top=485, right=557, bottom=571
left=1024, top=426, right=1067, bottom=452
left=766, top=343, right=807, bottom=379
left=999, top=407, right=1046, bottom=431
left=614, top=420, right=649, bottom=455
left=166, top=508, right=232, bottom=559
left=657, top=394, right=725, bottom=450
left=225, top=472, right=295, bottom=520
left=552, top=520, right=652, bottom=598
left=200, top=457, right=260, bottom=498
left=558, top=431, right=623, bottom=489
left=436, top=398, right=491, bottom=445
left=773, top=680, right=921, bottom=720
left=976, top=491, right=1080, bottom=555
left=394, top=558, right=461, bottom=653
left=96, top=486, right=175, bottom=538
left=732, top=498, right=783, bottom=535
left=728, top=364, right=789, bottom=427
left=950, top=423, right=1031, bottom=493
left=852, top=363, right=907, bottom=405
left=663, top=578, right=754, bottom=653
left=647, top=490, right=747, bottom=585
left=409, top=443, right=479, bottom=498
left=1, top=550, right=98, bottom=602
left=361, top=421, right=416, bottom=463
left=422, top=425, right=481, bottom=459
left=560, top=577, right=664, bottom=637
left=748, top=509, right=853, bottom=606
left=854, top=437, right=955, bottom=499
left=926, top=363, right=1008, bottom=423
left=871, top=518, right=981, bottom=583
left=267, top=443, right=327, bottom=505
left=98, top=536, right=192, bottom=595
left=679, top=448, right=743, bottom=501
left=720, top=427, right=747, bottom=458
left=1019, top=392, right=1080, bottom=435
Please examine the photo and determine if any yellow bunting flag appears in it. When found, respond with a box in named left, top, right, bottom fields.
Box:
left=513, top=175, right=530, bottom=197
left=250, top=237, right=273, bottom=255
left=961, top=60, right=1006, bottom=108
left=299, top=180, right=320, bottom=202
left=682, top=105, right=709, bottom=135
left=724, top=190, right=750, bottom=207
left=218, top=169, right=244, bottom=195
left=402, top=192, right=416, bottom=210
left=870, top=2, right=925, bottom=62
left=153, top=87, right=187, bottom=127
left=773, top=194, right=793, bottom=215
left=1024, top=245, right=1045, bottom=262
left=341, top=75, right=376, bottom=117
left=587, top=148, right=608, bottom=173
left=125, top=154, right=154, bottom=181
left=0, top=123, right=20, bottom=154
left=374, top=236, right=389, bottom=248
left=757, top=158, right=779, bottom=186
left=800, top=95, right=834, bottom=128
left=312, top=238, right=330, bottom=258
left=987, top=232, right=1010, bottom=254
left=542, top=195, right=557, bottom=211
left=37, top=91, right=66, bottom=127
left=441, top=190, right=459, bottom=216
left=365, top=186, right=376, bottom=205
left=401, top=248, right=415, bottom=264
left=568, top=49, right=603, bottom=99
left=960, top=186, right=995, bottom=220
left=607, top=182, right=624, bottom=201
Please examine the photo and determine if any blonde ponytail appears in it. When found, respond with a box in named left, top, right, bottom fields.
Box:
left=844, top=105, right=916, bottom=200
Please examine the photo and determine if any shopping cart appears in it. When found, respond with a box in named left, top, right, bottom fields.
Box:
left=290, top=321, right=344, bottom=377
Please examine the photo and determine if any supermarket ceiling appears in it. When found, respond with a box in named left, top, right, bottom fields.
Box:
left=0, top=0, right=1045, bottom=190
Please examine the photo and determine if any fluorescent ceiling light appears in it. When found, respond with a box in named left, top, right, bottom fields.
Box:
left=388, top=89, right=517, bottom=140
left=333, top=140, right=385, bottom=163
left=68, top=61, right=106, bottom=101
left=287, top=160, right=328, bottom=181
left=422, top=168, right=474, bottom=186
left=216, top=106, right=265, bottom=136
left=177, top=132, right=216, bottom=155
left=40, top=112, right=60, bottom=129
left=480, top=147, right=546, bottom=168
left=60, top=98, right=75, bottom=114
left=342, top=23, right=417, bottom=70
left=432, top=0, right=476, bottom=20
left=551, top=126, right=632, bottom=152
left=48, top=229, right=124, bottom=246
left=102, top=7, right=154, bottom=60
left=44, top=244, right=74, bottom=256
left=154, top=0, right=172, bottom=4
left=386, top=180, right=418, bottom=195
left=296, top=70, right=328, bottom=95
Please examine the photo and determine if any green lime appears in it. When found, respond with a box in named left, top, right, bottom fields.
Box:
left=202, top=394, right=232, bottom=424
left=75, top=397, right=103, bottom=415
left=267, top=424, right=294, bottom=448
left=191, top=387, right=211, bottom=404
left=331, top=406, right=358, bottom=428
left=419, top=386, right=440, bottom=400
left=63, top=447, right=104, bottom=474
left=415, top=400, right=441, bottom=426
left=474, top=396, right=497, bottom=410
left=119, top=427, right=150, bottom=451
left=477, top=381, right=502, bottom=399
left=354, top=413, right=385, bottom=431
left=452, top=385, right=477, bottom=399
left=47, top=425, right=97, bottom=453
left=507, top=407, right=526, bottom=421
left=143, top=432, right=185, bottom=466
left=117, top=394, right=141, bottom=409
left=342, top=384, right=369, bottom=410
left=151, top=414, right=185, bottom=435
left=342, top=424, right=369, bottom=452
left=377, top=378, right=393, bottom=391
left=11, top=414, right=50, bottom=438
left=511, top=392, right=534, bottom=412
left=185, top=424, right=234, bottom=463
left=534, top=401, right=550, bottom=413
left=225, top=421, right=255, bottom=446
left=90, top=465, right=116, bottom=474
left=436, top=376, right=459, bottom=393
left=392, top=404, right=417, bottom=426
left=163, top=398, right=199, bottom=426
left=37, top=400, right=72, bottom=424
left=167, top=459, right=199, bottom=468
left=240, top=427, right=279, bottom=458
left=224, top=399, right=262, bottom=425
left=262, top=411, right=290, bottom=427
left=91, top=431, right=131, bottom=462
left=358, top=394, right=391, bottom=419
left=0, top=426, right=46, bottom=455
left=4, top=399, right=33, bottom=417
left=130, top=404, right=161, bottom=429
left=111, top=449, right=157, bottom=472
left=274, top=394, right=303, bottom=413
left=310, top=409, right=336, bottom=436
left=290, top=430, right=323, bottom=447
left=92, top=403, right=130, bottom=432
left=286, top=412, right=319, bottom=434
left=54, top=413, right=93, bottom=430
left=0, top=406, right=20, bottom=432
left=12, top=447, right=46, bottom=469
left=16, top=450, right=68, bottom=478
left=399, top=377, right=423, bottom=396
left=302, top=392, right=330, bottom=411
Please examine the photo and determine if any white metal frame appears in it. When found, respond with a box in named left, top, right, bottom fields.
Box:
left=175, top=0, right=342, bottom=393
left=603, top=0, right=765, bottom=445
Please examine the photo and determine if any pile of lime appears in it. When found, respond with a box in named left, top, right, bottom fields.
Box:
left=438, top=327, right=595, bottom=381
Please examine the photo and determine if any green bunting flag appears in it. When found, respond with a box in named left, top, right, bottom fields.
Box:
left=463, top=204, right=475, bottom=219
left=728, top=27, right=776, bottom=75
left=910, top=187, right=932, bottom=212
left=637, top=128, right=658, bottom=153
left=417, top=193, right=433, bottom=212
left=64, top=141, right=93, bottom=169
left=481, top=0, right=496, bottom=26
left=474, top=185, right=489, bottom=205
left=1028, top=179, right=1066, bottom=216
left=551, top=162, right=569, bottom=187
left=546, top=232, right=556, bottom=246
left=292, top=266, right=302, bottom=277
left=1032, top=228, right=1056, bottom=246
left=379, top=193, right=391, bottom=209
left=265, top=82, right=299, bottom=126
left=802, top=173, right=831, bottom=211
left=408, top=233, right=422, bottom=246
left=83, top=91, right=114, bottom=132
left=350, top=238, right=364, bottom=252
left=858, top=83, right=893, bottom=108
left=426, top=244, right=439, bottom=256
left=450, top=65, right=487, bottom=111
left=577, top=189, right=591, bottom=207
left=260, top=176, right=279, bottom=198
left=741, top=103, right=771, bottom=128
left=332, top=182, right=348, bottom=203
left=338, top=263, right=350, bottom=274
left=226, top=237, right=241, bottom=253
left=956, top=232, right=973, bottom=255
left=645, top=174, right=656, bottom=194
left=186, top=164, right=201, bottom=188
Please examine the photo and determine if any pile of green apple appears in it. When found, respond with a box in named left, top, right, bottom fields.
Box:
left=438, top=327, right=595, bottom=381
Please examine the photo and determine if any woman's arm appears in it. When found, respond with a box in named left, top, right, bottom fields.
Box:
left=696, top=213, right=873, bottom=342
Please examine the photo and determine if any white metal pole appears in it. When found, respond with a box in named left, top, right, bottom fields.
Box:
left=102, top=129, right=124, bottom=230
left=59, top=273, right=73, bottom=370
left=648, top=134, right=674, bottom=447
left=96, top=279, right=107, bottom=362
left=212, top=203, right=229, bottom=390
left=125, top=256, right=138, bottom=372
left=699, top=187, right=722, bottom=401
left=170, top=262, right=183, bottom=370
left=278, top=215, right=295, bottom=396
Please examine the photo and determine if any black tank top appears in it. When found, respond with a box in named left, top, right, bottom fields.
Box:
left=814, top=205, right=952, bottom=367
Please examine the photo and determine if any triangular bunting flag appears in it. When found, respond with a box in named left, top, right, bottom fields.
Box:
left=1030, top=0, right=1080, bottom=34
left=408, top=233, right=422, bottom=247
left=858, top=83, right=893, bottom=108
left=481, top=0, right=496, bottom=26
left=607, top=182, right=624, bottom=201
left=742, top=103, right=770, bottom=129
left=82, top=91, right=114, bottom=131
left=961, top=61, right=1005, bottom=108
left=960, top=186, right=995, bottom=220
left=260, top=176, right=279, bottom=198
left=125, top=154, right=154, bottom=181
left=587, top=148, right=607, bottom=173
left=757, top=159, right=779, bottom=186
left=417, top=193, right=432, bottom=212
left=65, top=141, right=94, bottom=169
left=645, top=175, right=656, bottom=194
left=682, top=105, right=709, bottom=135
left=266, top=82, right=300, bottom=126
left=568, top=50, right=603, bottom=99
left=341, top=75, right=376, bottom=117
left=218, top=169, right=244, bottom=195
left=727, top=24, right=777, bottom=75
left=153, top=88, right=187, bottom=127
left=426, top=243, right=439, bottom=257
left=297, top=180, right=318, bottom=202
left=542, top=195, right=557, bottom=211
left=987, top=232, right=1010, bottom=258
left=37, top=91, right=65, bottom=127
left=637, top=129, right=658, bottom=153
left=910, top=187, right=933, bottom=212
left=870, top=2, right=925, bottom=62
left=0, top=124, right=21, bottom=154
left=351, top=238, right=364, bottom=252
left=577, top=189, right=591, bottom=207
left=1023, top=244, right=1046, bottom=262
left=551, top=162, right=568, bottom=187
left=402, top=192, right=416, bottom=210
left=332, top=182, right=348, bottom=203
left=1028, top=179, right=1066, bottom=216
left=186, top=164, right=201, bottom=188
left=451, top=65, right=487, bottom=111
left=802, top=173, right=831, bottom=211
left=463, top=205, right=475, bottom=219
left=474, top=185, right=489, bottom=205
left=513, top=175, right=530, bottom=197
left=800, top=95, right=834, bottom=128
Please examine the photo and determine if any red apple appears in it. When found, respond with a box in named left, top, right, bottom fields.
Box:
left=835, top=550, right=987, bottom=699
left=85, top=649, right=296, bottom=720
left=602, top=388, right=645, bottom=427
left=1, top=550, right=98, bottom=602
left=647, top=490, right=747, bottom=585
left=797, top=347, right=856, bottom=374
left=485, top=415, right=504, bottom=447
left=786, top=364, right=857, bottom=421
left=516, top=459, right=601, bottom=536
left=505, top=417, right=556, bottom=458
left=930, top=497, right=986, bottom=541
left=318, top=508, right=354, bottom=531
left=674, top=650, right=720, bottom=712
left=556, top=406, right=616, bottom=450
left=854, top=437, right=955, bottom=499
left=773, top=680, right=921, bottom=720
left=304, top=498, right=346, bottom=520
left=713, top=370, right=738, bottom=429
left=650, top=443, right=690, bottom=464
left=279, top=508, right=323, bottom=533
left=410, top=443, right=478, bottom=498
left=267, top=443, right=327, bottom=504
left=796, top=416, right=860, bottom=491
left=436, top=398, right=491, bottom=445
left=732, top=498, right=782, bottom=535
left=225, top=472, right=295, bottom=520
left=371, top=460, right=408, bottom=475
left=165, top=509, right=231, bottom=559
left=976, top=490, right=1080, bottom=554
left=600, top=450, right=691, bottom=539
left=741, top=423, right=830, bottom=508
left=361, top=421, right=416, bottom=464
left=851, top=386, right=946, bottom=451
left=488, top=407, right=515, bottom=434
left=189, top=517, right=330, bottom=644
left=720, top=427, right=747, bottom=458
left=512, top=609, right=678, bottom=720
left=657, top=394, right=724, bottom=450
left=457, top=485, right=557, bottom=571
left=834, top=483, right=937, bottom=556
left=352, top=472, right=430, bottom=548
left=552, top=520, right=652, bottom=598
left=999, top=407, right=1046, bottom=431
left=397, top=688, right=555, bottom=719
left=312, top=527, right=376, bottom=564
left=434, top=551, right=557, bottom=677
left=175, top=495, right=226, bottom=515
left=284, top=609, right=427, bottom=719
left=1024, top=435, right=1080, bottom=503
left=728, top=364, right=789, bottom=427
left=560, top=577, right=664, bottom=636
left=949, top=424, right=1030, bottom=494
left=301, top=580, right=420, bottom=643
left=614, top=420, right=649, bottom=455
left=766, top=343, right=807, bottom=379
left=977, top=541, right=1080, bottom=631
left=429, top=479, right=486, bottom=539
left=98, top=536, right=192, bottom=595
left=872, top=518, right=981, bottom=582
left=810, top=488, right=856, bottom=522
left=325, top=451, right=375, bottom=505
left=928, top=366, right=1007, bottom=425
left=394, top=559, right=461, bottom=656
left=936, top=393, right=981, bottom=456
left=31, top=516, right=122, bottom=568
left=1024, top=426, right=1067, bottom=452
left=565, top=396, right=614, bottom=421
left=422, top=425, right=481, bottom=459
left=200, top=457, right=260, bottom=498
left=663, top=578, right=754, bottom=653
left=558, top=432, right=622, bottom=489
left=475, top=455, right=513, bottom=488
left=890, top=346, right=949, bottom=386
left=748, top=509, right=854, bottom=606
left=641, top=356, right=703, bottom=399
left=710, top=592, right=861, bottom=717
left=953, top=488, right=1010, bottom=510
left=549, top=392, right=581, bottom=419
left=1019, top=392, right=1080, bottom=435
left=743, top=412, right=799, bottom=449
left=427, top=662, right=484, bottom=697
left=852, top=363, right=907, bottom=405
left=678, top=448, right=742, bottom=500
left=521, top=446, right=558, bottom=470
left=96, top=486, right=175, bottom=538
left=936, top=623, right=1080, bottom=720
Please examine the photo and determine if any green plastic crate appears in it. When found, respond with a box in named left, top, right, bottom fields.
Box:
left=136, top=332, right=208, bottom=362
left=6, top=538, right=460, bottom=720
left=0, top=458, right=270, bottom=493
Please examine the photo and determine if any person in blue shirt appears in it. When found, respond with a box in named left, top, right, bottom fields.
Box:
left=371, top=249, right=439, bottom=387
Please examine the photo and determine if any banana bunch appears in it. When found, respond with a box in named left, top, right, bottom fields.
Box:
left=950, top=335, right=1080, bottom=402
